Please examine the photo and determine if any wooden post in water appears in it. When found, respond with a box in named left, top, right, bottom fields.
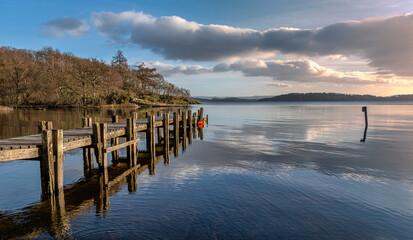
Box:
left=40, top=129, right=55, bottom=200
left=199, top=107, right=204, bottom=122
left=178, top=109, right=182, bottom=116
left=111, top=115, right=119, bottom=162
left=148, top=115, right=156, bottom=174
left=99, top=123, right=108, bottom=186
left=126, top=117, right=137, bottom=166
left=52, top=129, right=64, bottom=194
left=157, top=111, right=162, bottom=143
left=361, top=106, right=368, bottom=142
left=163, top=113, right=170, bottom=164
left=188, top=110, right=193, bottom=145
left=173, top=112, right=179, bottom=157
left=92, top=123, right=102, bottom=168
left=193, top=112, right=197, bottom=125
left=182, top=111, right=187, bottom=151
left=38, top=121, right=53, bottom=133
left=82, top=117, right=94, bottom=176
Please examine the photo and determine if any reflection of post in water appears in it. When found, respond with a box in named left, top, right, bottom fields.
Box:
left=163, top=113, right=170, bottom=164
left=96, top=171, right=110, bottom=215
left=182, top=111, right=187, bottom=151
left=148, top=115, right=156, bottom=175
left=127, top=168, right=138, bottom=193
left=173, top=112, right=179, bottom=157
left=50, top=191, right=70, bottom=238
left=361, top=106, right=368, bottom=142
left=188, top=110, right=193, bottom=145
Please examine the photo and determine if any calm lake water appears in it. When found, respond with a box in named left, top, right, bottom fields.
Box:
left=0, top=102, right=412, bottom=239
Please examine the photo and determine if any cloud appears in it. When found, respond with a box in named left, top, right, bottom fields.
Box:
left=144, top=61, right=212, bottom=77
left=93, top=11, right=413, bottom=77
left=42, top=17, right=89, bottom=38
left=146, top=59, right=389, bottom=85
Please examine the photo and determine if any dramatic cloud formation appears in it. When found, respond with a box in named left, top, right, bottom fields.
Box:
left=146, top=60, right=386, bottom=85
left=42, top=17, right=89, bottom=38
left=93, top=11, right=413, bottom=77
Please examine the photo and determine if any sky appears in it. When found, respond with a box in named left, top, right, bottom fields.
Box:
left=1, top=0, right=413, bottom=97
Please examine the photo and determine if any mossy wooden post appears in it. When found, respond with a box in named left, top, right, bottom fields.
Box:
left=188, top=110, right=193, bottom=145
left=173, top=112, right=179, bottom=157
left=111, top=115, right=119, bottom=162
left=52, top=129, right=64, bottom=194
left=99, top=123, right=108, bottom=186
left=40, top=129, right=55, bottom=200
left=82, top=117, right=93, bottom=177
left=163, top=113, right=170, bottom=164
left=148, top=115, right=156, bottom=175
left=182, top=111, right=187, bottom=151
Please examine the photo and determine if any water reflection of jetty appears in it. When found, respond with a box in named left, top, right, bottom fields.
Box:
left=0, top=109, right=207, bottom=239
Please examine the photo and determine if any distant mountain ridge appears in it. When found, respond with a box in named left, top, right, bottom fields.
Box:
left=194, top=93, right=413, bottom=102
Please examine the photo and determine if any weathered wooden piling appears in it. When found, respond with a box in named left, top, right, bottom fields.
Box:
left=199, top=107, right=204, bottom=121
left=40, top=129, right=55, bottom=199
left=361, top=106, right=368, bottom=142
left=82, top=117, right=93, bottom=176
left=111, top=115, right=119, bottom=162
left=38, top=121, right=53, bottom=133
left=126, top=117, right=137, bottom=166
left=52, top=129, right=64, bottom=194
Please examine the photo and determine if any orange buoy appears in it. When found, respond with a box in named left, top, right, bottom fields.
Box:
left=197, top=121, right=204, bottom=128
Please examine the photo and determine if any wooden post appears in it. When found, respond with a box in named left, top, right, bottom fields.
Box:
left=163, top=113, right=170, bottom=164
left=111, top=115, right=119, bottom=162
left=40, top=129, right=55, bottom=200
left=52, top=129, right=64, bottom=194
left=361, top=106, right=368, bottom=142
left=93, top=123, right=102, bottom=167
left=148, top=115, right=156, bottom=175
left=199, top=107, right=204, bottom=122
left=173, top=112, right=179, bottom=157
left=100, top=123, right=108, bottom=186
left=178, top=109, right=182, bottom=116
left=188, top=110, right=193, bottom=145
left=156, top=111, right=162, bottom=143
left=82, top=118, right=93, bottom=177
left=182, top=111, right=187, bottom=151
left=193, top=112, right=197, bottom=125
left=38, top=121, right=53, bottom=133
left=126, top=117, right=137, bottom=166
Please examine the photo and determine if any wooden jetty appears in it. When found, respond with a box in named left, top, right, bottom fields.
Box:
left=0, top=108, right=207, bottom=200
left=0, top=139, right=199, bottom=239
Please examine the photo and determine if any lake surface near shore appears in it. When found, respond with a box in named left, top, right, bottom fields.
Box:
left=0, top=102, right=412, bottom=239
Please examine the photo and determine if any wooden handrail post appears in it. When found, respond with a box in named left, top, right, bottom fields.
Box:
left=92, top=123, right=102, bottom=167
left=100, top=123, right=108, bottom=186
left=38, top=121, right=53, bottom=134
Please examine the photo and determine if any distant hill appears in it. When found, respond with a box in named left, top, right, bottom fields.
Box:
left=260, top=93, right=413, bottom=101
left=195, top=93, right=413, bottom=103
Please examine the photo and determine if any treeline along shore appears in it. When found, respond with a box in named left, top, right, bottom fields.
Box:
left=0, top=47, right=198, bottom=108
